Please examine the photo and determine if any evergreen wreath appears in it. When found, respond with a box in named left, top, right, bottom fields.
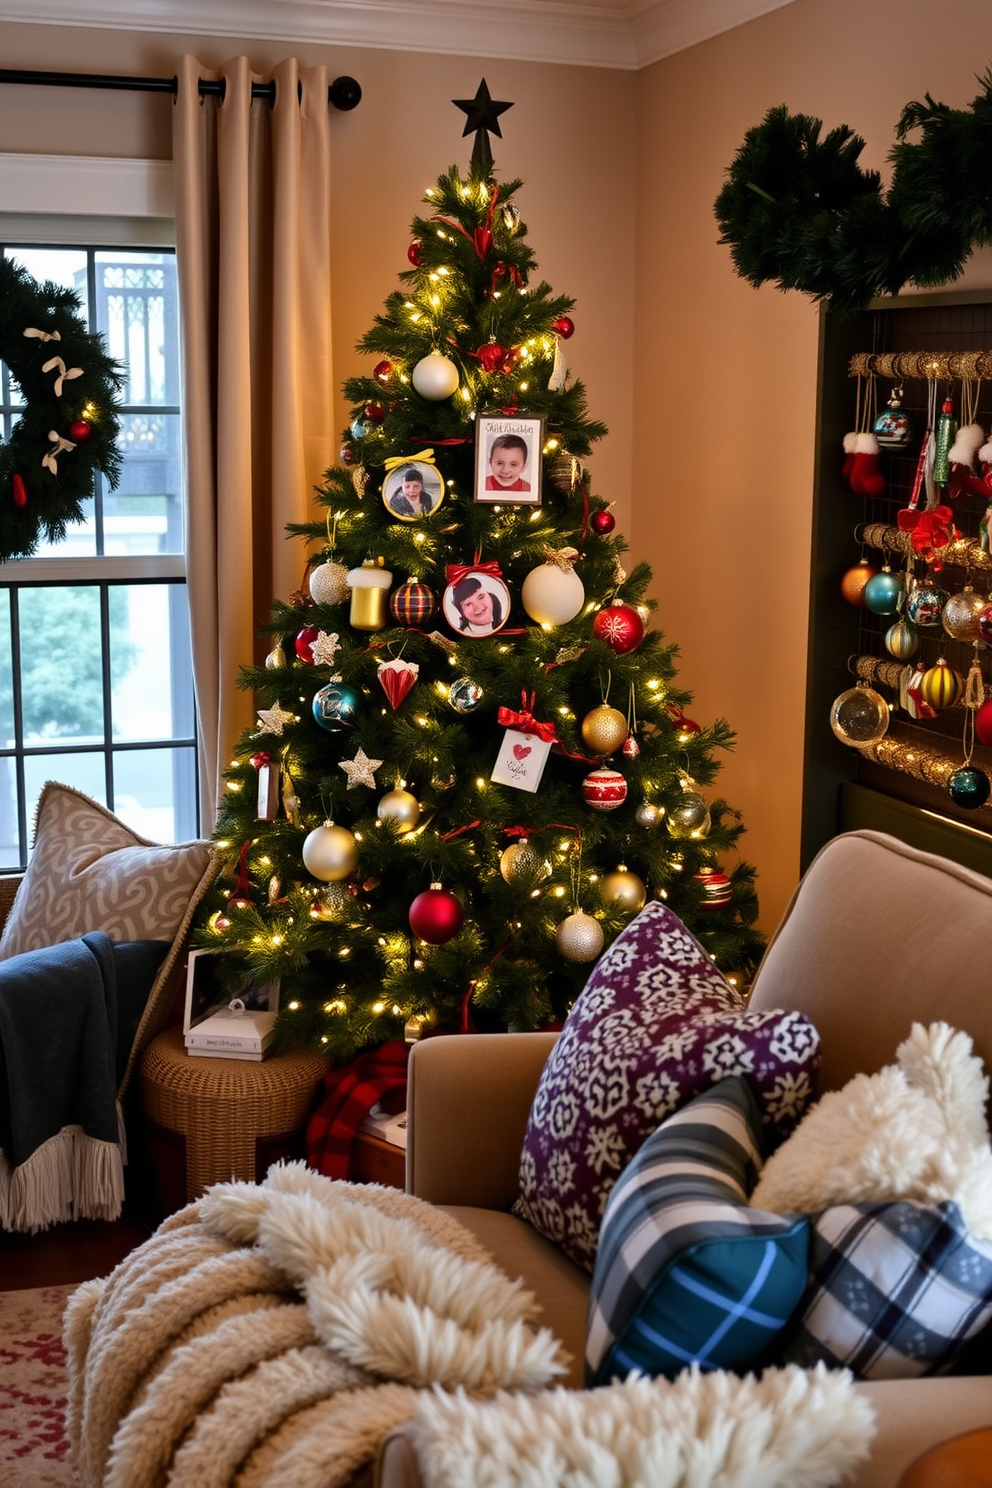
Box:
left=715, top=72, right=992, bottom=315
left=0, top=254, right=124, bottom=563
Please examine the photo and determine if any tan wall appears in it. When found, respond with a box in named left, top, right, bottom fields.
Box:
left=633, top=0, right=992, bottom=931
left=0, top=20, right=636, bottom=527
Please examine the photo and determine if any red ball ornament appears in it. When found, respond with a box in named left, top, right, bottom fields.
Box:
left=12, top=473, right=27, bottom=509
left=408, top=241, right=425, bottom=267
left=478, top=343, right=507, bottom=373
left=591, top=510, right=616, bottom=535
left=978, top=603, right=992, bottom=647
left=552, top=316, right=575, bottom=339
left=365, top=401, right=386, bottom=424
left=592, top=601, right=645, bottom=655
left=409, top=886, right=464, bottom=944
left=340, top=445, right=354, bottom=465
left=373, top=360, right=393, bottom=385
left=68, top=419, right=92, bottom=442
left=295, top=626, right=320, bottom=663
left=582, top=767, right=628, bottom=811
left=695, top=867, right=733, bottom=909
left=975, top=697, right=992, bottom=748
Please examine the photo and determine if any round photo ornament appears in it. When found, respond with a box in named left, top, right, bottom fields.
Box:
left=381, top=453, right=445, bottom=522
left=442, top=563, right=511, bottom=638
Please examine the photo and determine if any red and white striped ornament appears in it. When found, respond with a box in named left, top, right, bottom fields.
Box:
left=582, top=767, right=627, bottom=811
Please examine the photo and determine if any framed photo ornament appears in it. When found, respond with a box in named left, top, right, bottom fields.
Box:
left=474, top=415, right=543, bottom=506
left=442, top=567, right=512, bottom=638
left=382, top=459, right=445, bottom=522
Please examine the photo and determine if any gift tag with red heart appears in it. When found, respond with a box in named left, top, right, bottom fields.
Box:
left=490, top=728, right=552, bottom=793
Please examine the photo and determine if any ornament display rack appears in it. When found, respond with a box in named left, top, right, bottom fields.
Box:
left=804, top=290, right=992, bottom=879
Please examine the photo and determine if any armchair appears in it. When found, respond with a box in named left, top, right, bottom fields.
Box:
left=380, top=830, right=992, bottom=1488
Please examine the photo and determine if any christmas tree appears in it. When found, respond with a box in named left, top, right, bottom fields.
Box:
left=198, top=84, right=763, bottom=1061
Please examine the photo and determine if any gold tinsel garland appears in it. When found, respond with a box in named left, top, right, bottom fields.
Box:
left=848, top=351, right=992, bottom=381
left=861, top=523, right=992, bottom=573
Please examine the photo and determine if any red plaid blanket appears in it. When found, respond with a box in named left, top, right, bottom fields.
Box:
left=306, top=1039, right=410, bottom=1180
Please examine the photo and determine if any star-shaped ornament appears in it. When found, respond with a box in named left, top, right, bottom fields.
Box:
left=452, top=78, right=513, bottom=175
left=311, top=630, right=341, bottom=667
left=339, top=747, right=383, bottom=790
left=254, top=703, right=296, bottom=736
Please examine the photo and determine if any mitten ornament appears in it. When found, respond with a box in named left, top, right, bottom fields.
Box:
left=841, top=431, right=858, bottom=483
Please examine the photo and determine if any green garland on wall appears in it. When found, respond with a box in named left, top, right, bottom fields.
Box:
left=715, top=72, right=992, bottom=315
left=0, top=254, right=124, bottom=563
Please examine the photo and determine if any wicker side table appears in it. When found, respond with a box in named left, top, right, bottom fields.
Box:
left=138, top=1025, right=329, bottom=1214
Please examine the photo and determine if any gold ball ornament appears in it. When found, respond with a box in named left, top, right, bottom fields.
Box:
left=599, top=867, right=647, bottom=912
left=555, top=910, right=605, bottom=963
left=521, top=561, right=585, bottom=626
left=829, top=685, right=890, bottom=746
left=884, top=619, right=918, bottom=660
left=840, top=561, right=879, bottom=606
left=580, top=703, right=629, bottom=756
left=302, top=821, right=358, bottom=882
left=264, top=642, right=287, bottom=669
left=942, top=586, right=986, bottom=643
left=308, top=559, right=350, bottom=607
left=377, top=786, right=421, bottom=834
left=920, top=659, right=964, bottom=711
left=499, top=840, right=551, bottom=884
left=667, top=789, right=710, bottom=838
left=310, top=882, right=353, bottom=921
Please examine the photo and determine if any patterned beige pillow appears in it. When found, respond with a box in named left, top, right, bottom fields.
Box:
left=0, top=781, right=217, bottom=1093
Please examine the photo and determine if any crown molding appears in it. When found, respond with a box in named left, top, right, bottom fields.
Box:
left=0, top=152, right=173, bottom=216
left=0, top=0, right=798, bottom=70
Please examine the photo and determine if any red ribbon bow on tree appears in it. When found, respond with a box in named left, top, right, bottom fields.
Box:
left=445, top=558, right=503, bottom=587
left=496, top=690, right=558, bottom=743
left=431, top=184, right=499, bottom=260
left=897, top=504, right=956, bottom=564
left=490, top=261, right=524, bottom=296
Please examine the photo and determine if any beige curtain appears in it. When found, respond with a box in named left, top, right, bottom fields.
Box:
left=172, top=54, right=335, bottom=828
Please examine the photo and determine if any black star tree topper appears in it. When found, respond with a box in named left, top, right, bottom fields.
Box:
left=452, top=78, right=513, bottom=176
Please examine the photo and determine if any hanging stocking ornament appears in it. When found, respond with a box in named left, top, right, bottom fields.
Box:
left=946, top=379, right=986, bottom=499
left=949, top=656, right=992, bottom=809
left=845, top=374, right=884, bottom=495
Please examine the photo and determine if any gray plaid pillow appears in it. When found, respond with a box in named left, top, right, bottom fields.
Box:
left=781, top=1199, right=992, bottom=1379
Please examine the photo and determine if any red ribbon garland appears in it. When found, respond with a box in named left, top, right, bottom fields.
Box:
left=229, top=841, right=253, bottom=907
left=575, top=477, right=591, bottom=545
left=490, top=261, right=524, bottom=296
left=897, top=504, right=956, bottom=563
left=496, top=690, right=558, bottom=743
left=445, top=557, right=503, bottom=587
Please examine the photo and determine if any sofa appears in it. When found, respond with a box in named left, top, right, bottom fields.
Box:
left=378, top=829, right=992, bottom=1488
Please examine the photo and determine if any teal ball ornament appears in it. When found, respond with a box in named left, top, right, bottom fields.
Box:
left=863, top=569, right=904, bottom=616
left=312, top=682, right=359, bottom=731
left=949, top=767, right=991, bottom=809
left=906, top=582, right=949, bottom=628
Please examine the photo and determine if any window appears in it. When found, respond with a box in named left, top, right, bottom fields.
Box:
left=0, top=238, right=197, bottom=866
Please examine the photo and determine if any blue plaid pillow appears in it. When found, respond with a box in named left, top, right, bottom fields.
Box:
left=586, top=1075, right=809, bottom=1385
left=781, top=1200, right=992, bottom=1379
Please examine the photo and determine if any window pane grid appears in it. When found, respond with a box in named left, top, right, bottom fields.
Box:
left=0, top=240, right=196, bottom=864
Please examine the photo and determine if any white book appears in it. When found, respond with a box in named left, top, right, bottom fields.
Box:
left=184, top=1008, right=277, bottom=1057
left=359, top=1105, right=408, bottom=1150
left=186, top=1045, right=266, bottom=1062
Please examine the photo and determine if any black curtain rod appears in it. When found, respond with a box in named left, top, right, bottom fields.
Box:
left=0, top=67, right=362, bottom=110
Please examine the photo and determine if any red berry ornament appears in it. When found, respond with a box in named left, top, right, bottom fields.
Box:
left=592, top=601, right=645, bottom=654
left=408, top=241, right=425, bottom=267
left=68, top=419, right=92, bottom=442
left=365, top=402, right=386, bottom=424
left=295, top=626, right=320, bottom=663
left=552, top=316, right=574, bottom=339
left=373, top=360, right=393, bottom=385
left=409, top=886, right=464, bottom=944
left=591, top=510, right=616, bottom=535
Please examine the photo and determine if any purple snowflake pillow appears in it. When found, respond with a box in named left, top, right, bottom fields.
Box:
left=513, top=900, right=820, bottom=1271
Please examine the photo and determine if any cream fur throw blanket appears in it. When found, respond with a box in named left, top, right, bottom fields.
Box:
left=63, top=1162, right=566, bottom=1488
left=752, top=1021, right=992, bottom=1238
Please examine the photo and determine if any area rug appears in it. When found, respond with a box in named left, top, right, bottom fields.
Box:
left=0, top=1285, right=79, bottom=1486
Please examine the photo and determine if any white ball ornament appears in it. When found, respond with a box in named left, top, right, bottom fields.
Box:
left=302, top=821, right=358, bottom=882
left=412, top=352, right=460, bottom=400
left=521, top=561, right=585, bottom=626
left=555, top=911, right=605, bottom=963
left=308, top=559, right=350, bottom=607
